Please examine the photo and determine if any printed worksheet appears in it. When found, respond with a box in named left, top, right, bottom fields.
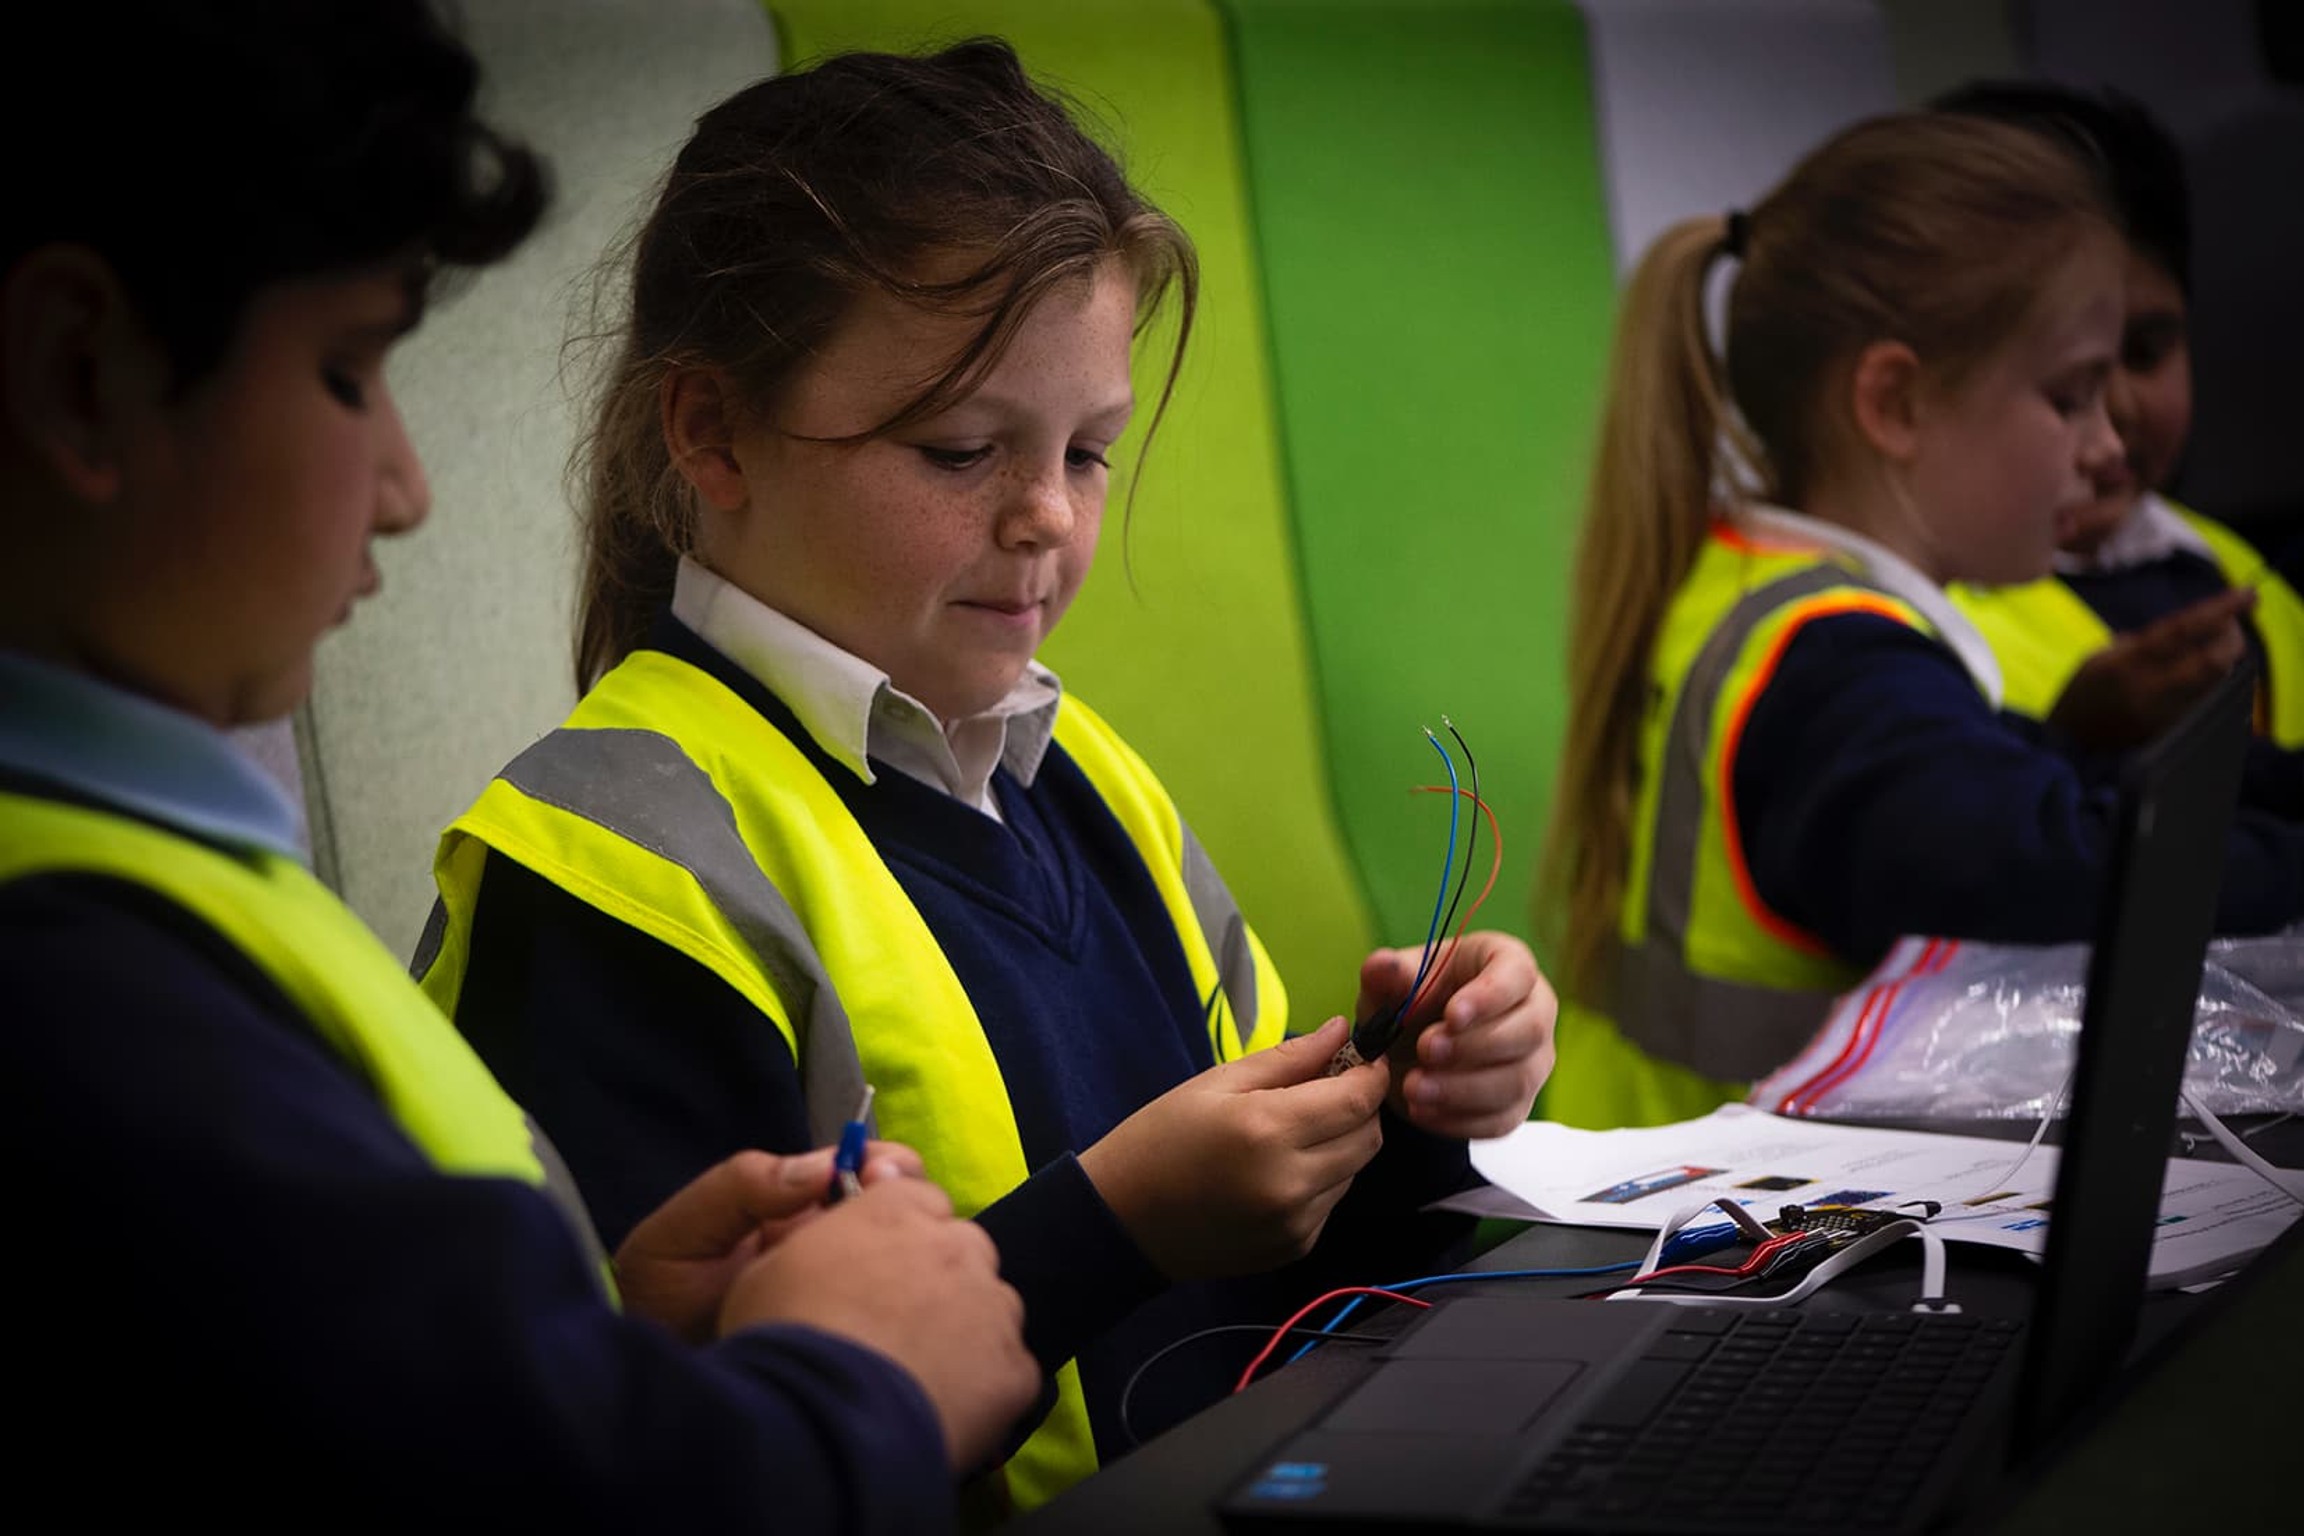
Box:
left=1447, top=1104, right=2299, bottom=1288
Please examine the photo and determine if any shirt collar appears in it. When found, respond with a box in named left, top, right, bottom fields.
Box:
left=1735, top=504, right=2005, bottom=708
left=669, top=557, right=1063, bottom=798
left=0, top=650, right=306, bottom=858
left=2052, top=492, right=2216, bottom=575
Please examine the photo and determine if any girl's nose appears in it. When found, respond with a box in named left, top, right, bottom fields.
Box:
left=2077, top=396, right=2125, bottom=484
left=999, top=458, right=1076, bottom=549
left=2103, top=366, right=2139, bottom=442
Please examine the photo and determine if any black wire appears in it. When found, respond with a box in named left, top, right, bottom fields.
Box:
left=1405, top=718, right=1482, bottom=1020
left=1117, top=1324, right=1392, bottom=1449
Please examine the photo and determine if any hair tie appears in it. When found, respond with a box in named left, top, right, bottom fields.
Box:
left=1723, top=208, right=1751, bottom=259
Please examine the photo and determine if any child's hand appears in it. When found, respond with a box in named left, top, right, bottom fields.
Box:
left=1357, top=932, right=1556, bottom=1140
left=716, top=1173, right=1037, bottom=1473
left=615, top=1142, right=925, bottom=1344
left=2048, top=587, right=2254, bottom=752
left=1077, top=1017, right=1386, bottom=1281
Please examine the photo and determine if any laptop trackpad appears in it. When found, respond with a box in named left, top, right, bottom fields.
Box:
left=1323, top=1358, right=1582, bottom=1435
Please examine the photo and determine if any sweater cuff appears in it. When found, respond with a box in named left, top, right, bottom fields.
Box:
left=974, top=1151, right=1168, bottom=1373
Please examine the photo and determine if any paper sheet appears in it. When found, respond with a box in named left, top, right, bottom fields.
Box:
left=1444, top=1105, right=2300, bottom=1288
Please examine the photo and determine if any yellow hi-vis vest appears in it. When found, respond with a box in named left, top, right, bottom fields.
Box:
left=417, top=648, right=1288, bottom=1510
left=1543, top=523, right=1929, bottom=1130
left=0, top=789, right=603, bottom=1261
left=1952, top=502, right=2304, bottom=748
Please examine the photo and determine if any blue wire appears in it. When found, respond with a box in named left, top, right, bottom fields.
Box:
left=1661, top=1222, right=1742, bottom=1264
left=1281, top=1261, right=1645, bottom=1365
left=1396, top=728, right=1461, bottom=1024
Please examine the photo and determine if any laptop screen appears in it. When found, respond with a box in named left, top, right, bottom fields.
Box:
left=2012, top=656, right=2256, bottom=1460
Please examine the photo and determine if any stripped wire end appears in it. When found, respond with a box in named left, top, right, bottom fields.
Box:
left=1324, top=1015, right=1398, bottom=1077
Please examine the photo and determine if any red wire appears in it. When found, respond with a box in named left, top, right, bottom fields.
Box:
left=1233, top=1286, right=1431, bottom=1394
left=1401, top=785, right=1505, bottom=1021
left=1623, top=1231, right=1821, bottom=1287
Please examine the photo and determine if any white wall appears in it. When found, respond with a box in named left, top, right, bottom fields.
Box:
left=303, top=0, right=781, bottom=957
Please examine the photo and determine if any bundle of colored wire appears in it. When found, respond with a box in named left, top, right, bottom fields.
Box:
left=1604, top=1194, right=1955, bottom=1312
left=1389, top=726, right=1464, bottom=1029
left=1608, top=1228, right=1836, bottom=1291
left=1364, top=719, right=1504, bottom=1050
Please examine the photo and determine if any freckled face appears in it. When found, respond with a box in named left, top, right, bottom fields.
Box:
left=704, top=258, right=1138, bottom=722
left=1907, top=235, right=2128, bottom=588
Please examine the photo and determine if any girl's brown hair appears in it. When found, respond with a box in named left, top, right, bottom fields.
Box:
left=1540, top=112, right=2116, bottom=1007
left=571, top=37, right=1198, bottom=690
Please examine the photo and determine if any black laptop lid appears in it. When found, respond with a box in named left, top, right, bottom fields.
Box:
left=2011, top=657, right=2256, bottom=1460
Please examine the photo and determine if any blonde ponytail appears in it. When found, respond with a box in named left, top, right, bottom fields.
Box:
left=1540, top=215, right=1742, bottom=1007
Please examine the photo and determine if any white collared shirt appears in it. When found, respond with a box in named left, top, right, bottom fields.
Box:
left=2052, top=491, right=2216, bottom=575
left=1735, top=504, right=2006, bottom=708
left=670, top=557, right=1062, bottom=822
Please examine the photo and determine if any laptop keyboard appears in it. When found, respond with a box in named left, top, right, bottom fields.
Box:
left=1498, top=1307, right=2024, bottom=1531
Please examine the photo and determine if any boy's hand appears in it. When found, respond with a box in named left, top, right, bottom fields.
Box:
left=1077, top=1017, right=1387, bottom=1281
left=717, top=1175, right=1037, bottom=1473
left=615, top=1142, right=924, bottom=1344
left=2049, top=587, right=2254, bottom=752
left=1357, top=932, right=1556, bottom=1140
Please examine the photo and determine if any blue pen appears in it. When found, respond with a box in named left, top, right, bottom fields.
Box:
left=830, top=1084, right=875, bottom=1203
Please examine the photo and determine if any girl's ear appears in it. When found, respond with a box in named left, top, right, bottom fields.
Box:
left=1, top=246, right=154, bottom=505
left=661, top=366, right=751, bottom=512
left=1847, top=339, right=1925, bottom=464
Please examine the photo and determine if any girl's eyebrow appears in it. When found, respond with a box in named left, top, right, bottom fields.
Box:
left=950, top=386, right=1136, bottom=421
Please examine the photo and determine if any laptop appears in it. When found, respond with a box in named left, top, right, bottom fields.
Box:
left=1219, top=657, right=2262, bottom=1534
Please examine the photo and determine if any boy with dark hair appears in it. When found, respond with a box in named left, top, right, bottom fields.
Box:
left=0, top=3, right=1034, bottom=1525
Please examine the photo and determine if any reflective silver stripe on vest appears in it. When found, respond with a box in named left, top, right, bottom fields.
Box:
left=1180, top=823, right=1257, bottom=1052
left=410, top=896, right=449, bottom=984
left=1610, top=565, right=1884, bottom=1078
left=1610, top=935, right=1836, bottom=1080
left=488, top=726, right=868, bottom=1152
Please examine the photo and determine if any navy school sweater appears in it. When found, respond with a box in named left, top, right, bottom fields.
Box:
left=0, top=799, right=952, bottom=1532
left=1729, top=609, right=2304, bottom=967
left=453, top=618, right=1479, bottom=1461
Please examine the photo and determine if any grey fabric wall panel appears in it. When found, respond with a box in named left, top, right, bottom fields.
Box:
left=1576, top=0, right=1898, bottom=278
left=1878, top=0, right=2021, bottom=105
left=2022, top=0, right=2268, bottom=139
left=305, top=0, right=780, bottom=958
left=2023, top=0, right=2304, bottom=537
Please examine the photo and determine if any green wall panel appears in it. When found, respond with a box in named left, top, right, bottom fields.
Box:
left=767, top=0, right=1379, bottom=1020
left=1222, top=0, right=1618, bottom=962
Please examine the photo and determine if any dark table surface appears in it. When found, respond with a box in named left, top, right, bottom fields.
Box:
left=1005, top=1115, right=2304, bottom=1535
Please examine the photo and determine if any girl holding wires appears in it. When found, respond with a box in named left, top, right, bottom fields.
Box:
left=415, top=41, right=1554, bottom=1509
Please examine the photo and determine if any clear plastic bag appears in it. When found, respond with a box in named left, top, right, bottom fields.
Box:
left=1749, top=934, right=2304, bottom=1121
